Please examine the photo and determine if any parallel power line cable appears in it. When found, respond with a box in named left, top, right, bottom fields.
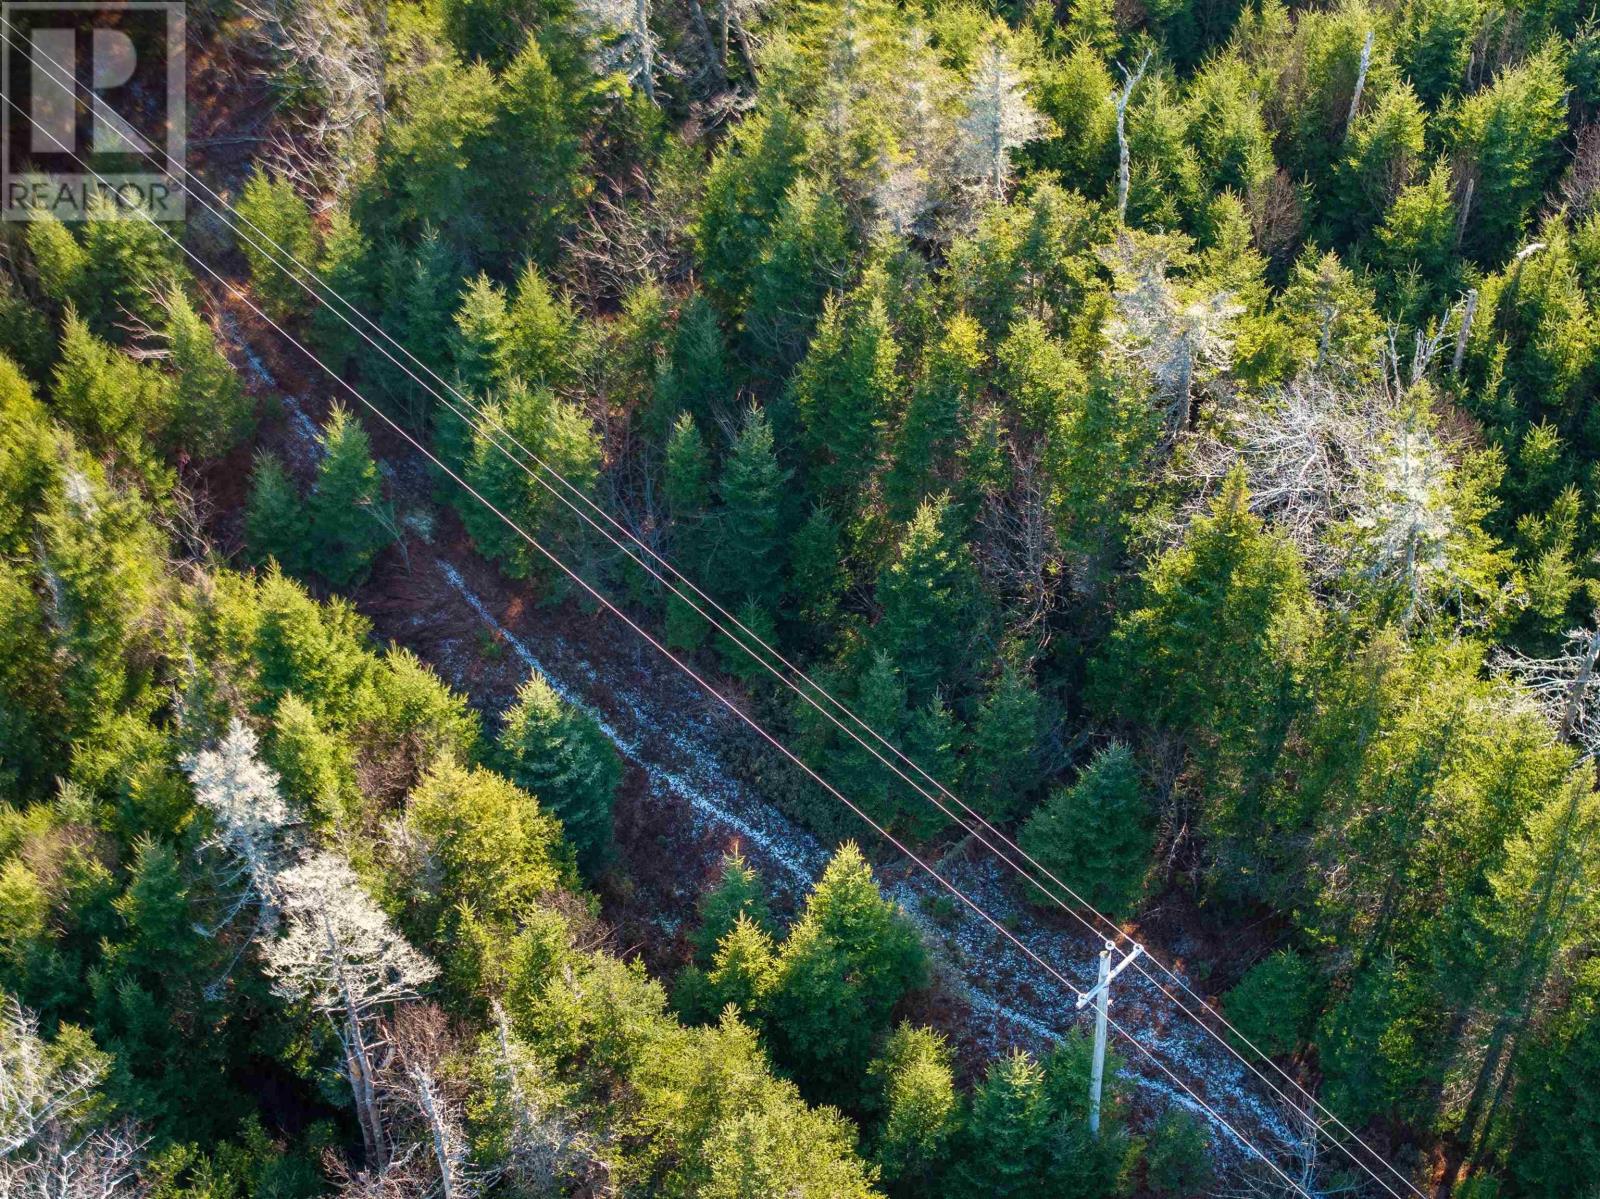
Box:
left=11, top=54, right=1418, bottom=1197
left=3, top=34, right=1423, bottom=1196
left=0, top=83, right=1319, bottom=1199
left=100, top=150, right=1428, bottom=1199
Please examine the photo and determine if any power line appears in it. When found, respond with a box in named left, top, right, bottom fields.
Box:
left=2, top=38, right=1412, bottom=1193
left=0, top=106, right=1314, bottom=1196
left=100, top=139, right=1423, bottom=1197
left=0, top=56, right=1344, bottom=1195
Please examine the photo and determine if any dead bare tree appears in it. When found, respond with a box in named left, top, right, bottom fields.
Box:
left=1494, top=620, right=1600, bottom=756
left=0, top=998, right=105, bottom=1160
left=481, top=1003, right=614, bottom=1196
left=183, top=718, right=296, bottom=935
left=1183, top=376, right=1376, bottom=577
left=0, top=996, right=147, bottom=1199
left=1113, top=50, right=1152, bottom=225
left=580, top=0, right=662, bottom=103
left=237, top=0, right=386, bottom=198
left=1452, top=288, right=1478, bottom=375
left=1351, top=411, right=1455, bottom=625
left=975, top=446, right=1064, bottom=649
left=873, top=34, right=957, bottom=238
left=1182, top=291, right=1480, bottom=619
left=1101, top=234, right=1241, bottom=441
left=956, top=44, right=1045, bottom=202
left=381, top=1005, right=482, bottom=1199
left=1209, top=1099, right=1366, bottom=1199
left=1343, top=29, right=1374, bottom=140
left=263, top=852, right=439, bottom=1171
left=560, top=166, right=696, bottom=301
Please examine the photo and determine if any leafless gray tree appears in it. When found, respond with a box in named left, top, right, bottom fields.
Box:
left=238, top=0, right=386, bottom=198
left=580, top=0, right=662, bottom=103
left=956, top=44, right=1045, bottom=202
left=263, top=852, right=439, bottom=1170
left=1113, top=50, right=1151, bottom=224
left=975, top=446, right=1064, bottom=647
left=1494, top=620, right=1600, bottom=757
left=0, top=996, right=147, bottom=1199
left=1101, top=235, right=1241, bottom=441
left=183, top=717, right=296, bottom=937
left=482, top=1003, right=613, bottom=1196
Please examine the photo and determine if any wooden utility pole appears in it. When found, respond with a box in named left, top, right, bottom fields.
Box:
left=1076, top=939, right=1144, bottom=1137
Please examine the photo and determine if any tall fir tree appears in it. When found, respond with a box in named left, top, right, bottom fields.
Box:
left=494, top=672, right=621, bottom=875
left=245, top=452, right=310, bottom=574
left=718, top=404, right=790, bottom=612
left=309, top=405, right=390, bottom=588
left=1018, top=742, right=1152, bottom=919
left=235, top=170, right=319, bottom=321
left=790, top=271, right=902, bottom=509
left=764, top=843, right=927, bottom=1102
left=875, top=495, right=986, bottom=704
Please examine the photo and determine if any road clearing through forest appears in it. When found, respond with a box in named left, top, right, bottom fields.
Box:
left=222, top=307, right=1310, bottom=1172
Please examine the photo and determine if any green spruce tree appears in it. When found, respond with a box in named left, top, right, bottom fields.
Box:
left=1017, top=742, right=1152, bottom=920
left=309, top=405, right=390, bottom=587
left=244, top=452, right=309, bottom=574
left=495, top=672, right=621, bottom=875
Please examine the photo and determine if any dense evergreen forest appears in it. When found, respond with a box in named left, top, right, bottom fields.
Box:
left=4, top=0, right=1600, bottom=1193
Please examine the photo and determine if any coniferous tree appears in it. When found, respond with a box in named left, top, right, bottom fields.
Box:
left=900, top=696, right=959, bottom=840
left=875, top=495, right=985, bottom=704
left=372, top=233, right=463, bottom=426
left=1222, top=949, right=1316, bottom=1058
left=867, top=1023, right=957, bottom=1195
left=1063, top=0, right=1118, bottom=59
left=788, top=504, right=847, bottom=633
left=1142, top=1105, right=1213, bottom=1197
left=314, top=207, right=377, bottom=372
left=655, top=294, right=732, bottom=433
left=75, top=193, right=188, bottom=334
left=706, top=912, right=778, bottom=1019
left=459, top=382, right=601, bottom=579
left=966, top=663, right=1042, bottom=822
left=790, top=273, right=901, bottom=508
left=717, top=404, right=789, bottom=612
left=693, top=851, right=774, bottom=966
left=500, top=263, right=582, bottom=389
left=1018, top=742, right=1151, bottom=919
left=235, top=170, right=320, bottom=321
left=888, top=313, right=984, bottom=520
left=162, top=286, right=253, bottom=459
left=452, top=272, right=511, bottom=396
left=697, top=102, right=810, bottom=317
left=24, top=211, right=88, bottom=313
left=225, top=492, right=299, bottom=608
left=665, top=410, right=712, bottom=516
left=664, top=411, right=715, bottom=646
left=0, top=357, right=53, bottom=555
left=265, top=691, right=357, bottom=831
left=495, top=672, right=621, bottom=874
left=1449, top=42, right=1568, bottom=261
left=51, top=311, right=171, bottom=469
left=309, top=405, right=390, bottom=587
left=1093, top=472, right=1314, bottom=882
left=949, top=1050, right=1054, bottom=1199
left=744, top=178, right=853, bottom=373
left=401, top=756, right=572, bottom=980
left=764, top=843, right=926, bottom=1101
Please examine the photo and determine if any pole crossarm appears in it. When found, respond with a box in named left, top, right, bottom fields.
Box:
left=1075, top=941, right=1145, bottom=1010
